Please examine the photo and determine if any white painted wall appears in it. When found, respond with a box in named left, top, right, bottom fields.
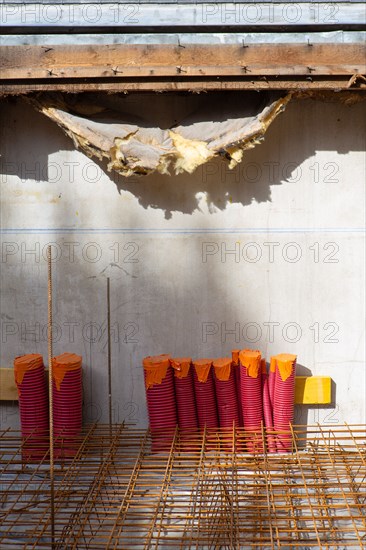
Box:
left=1, top=95, right=365, bottom=429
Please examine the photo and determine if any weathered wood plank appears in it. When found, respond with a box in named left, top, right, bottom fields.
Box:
left=3, top=65, right=365, bottom=79
left=0, top=368, right=18, bottom=401
left=2, top=77, right=366, bottom=95
left=1, top=44, right=365, bottom=81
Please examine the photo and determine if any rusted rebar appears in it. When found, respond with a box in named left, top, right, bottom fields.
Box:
left=0, top=424, right=365, bottom=549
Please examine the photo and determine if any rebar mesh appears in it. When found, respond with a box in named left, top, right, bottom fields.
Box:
left=0, top=423, right=365, bottom=549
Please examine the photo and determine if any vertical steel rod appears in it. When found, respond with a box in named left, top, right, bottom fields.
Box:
left=107, top=277, right=112, bottom=436
left=47, top=245, right=55, bottom=546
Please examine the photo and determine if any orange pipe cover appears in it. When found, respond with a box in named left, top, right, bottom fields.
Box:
left=143, top=354, right=171, bottom=389
left=273, top=353, right=297, bottom=381
left=193, top=359, right=213, bottom=383
left=213, top=358, right=232, bottom=381
left=52, top=352, right=82, bottom=391
left=239, top=349, right=261, bottom=378
left=170, top=357, right=192, bottom=379
left=13, top=353, right=44, bottom=392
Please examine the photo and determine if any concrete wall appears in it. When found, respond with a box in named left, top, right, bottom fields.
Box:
left=1, top=95, right=365, bottom=429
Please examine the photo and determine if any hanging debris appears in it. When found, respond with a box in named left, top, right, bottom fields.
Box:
left=29, top=91, right=291, bottom=177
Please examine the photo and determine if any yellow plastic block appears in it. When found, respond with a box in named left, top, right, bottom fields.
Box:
left=295, top=376, right=332, bottom=405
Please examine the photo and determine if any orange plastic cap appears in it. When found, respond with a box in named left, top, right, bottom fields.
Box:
left=52, top=352, right=82, bottom=391
left=274, top=353, right=297, bottom=382
left=143, top=354, right=171, bottom=389
left=170, top=357, right=192, bottom=379
left=193, top=359, right=213, bottom=383
left=213, top=358, right=232, bottom=381
left=239, top=349, right=261, bottom=378
left=14, top=353, right=44, bottom=393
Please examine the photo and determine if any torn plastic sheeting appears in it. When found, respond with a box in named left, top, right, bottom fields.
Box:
left=30, top=91, right=291, bottom=177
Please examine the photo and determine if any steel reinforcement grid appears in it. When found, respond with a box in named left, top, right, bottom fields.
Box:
left=0, top=423, right=365, bottom=549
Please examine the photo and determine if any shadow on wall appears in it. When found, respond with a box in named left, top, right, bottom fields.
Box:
left=1, top=94, right=365, bottom=219
left=105, top=95, right=364, bottom=219
left=0, top=96, right=75, bottom=189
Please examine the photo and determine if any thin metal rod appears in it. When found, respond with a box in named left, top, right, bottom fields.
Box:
left=47, top=245, right=55, bottom=546
left=107, top=277, right=112, bottom=436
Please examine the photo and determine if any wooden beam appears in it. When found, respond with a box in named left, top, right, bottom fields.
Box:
left=0, top=367, right=332, bottom=405
left=2, top=77, right=366, bottom=95
left=0, top=368, right=18, bottom=401
left=1, top=43, right=365, bottom=81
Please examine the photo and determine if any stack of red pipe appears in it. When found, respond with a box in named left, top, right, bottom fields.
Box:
left=171, top=357, right=197, bottom=427
left=262, top=361, right=276, bottom=453
left=272, top=354, right=297, bottom=452
left=231, top=350, right=243, bottom=427
left=143, top=354, right=177, bottom=452
left=143, top=351, right=297, bottom=454
left=14, top=354, right=49, bottom=462
left=52, top=353, right=83, bottom=459
left=14, top=352, right=84, bottom=462
left=239, top=350, right=264, bottom=452
left=192, top=359, right=218, bottom=430
left=213, top=357, right=240, bottom=451
left=170, top=357, right=198, bottom=448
